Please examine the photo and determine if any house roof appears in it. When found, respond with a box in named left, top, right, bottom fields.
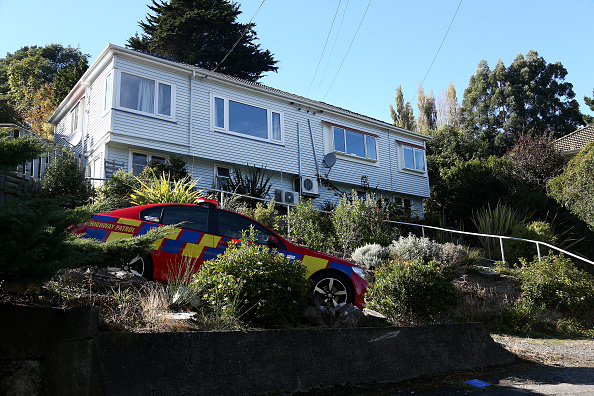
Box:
left=49, top=44, right=429, bottom=142
left=554, top=124, right=594, bottom=154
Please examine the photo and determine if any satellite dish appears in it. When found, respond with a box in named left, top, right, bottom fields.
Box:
left=68, top=129, right=82, bottom=146
left=322, top=153, right=336, bottom=168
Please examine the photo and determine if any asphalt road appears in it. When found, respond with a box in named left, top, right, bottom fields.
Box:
left=298, top=336, right=594, bottom=395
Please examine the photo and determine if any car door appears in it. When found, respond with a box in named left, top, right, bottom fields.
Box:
left=150, top=205, right=213, bottom=280
left=211, top=209, right=286, bottom=258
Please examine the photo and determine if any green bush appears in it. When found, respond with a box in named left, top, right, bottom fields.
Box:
left=505, top=221, right=558, bottom=265
left=190, top=230, right=309, bottom=327
left=239, top=199, right=283, bottom=233
left=351, top=243, right=390, bottom=271
left=41, top=151, right=92, bottom=205
left=332, top=192, right=396, bottom=255
left=367, top=259, right=458, bottom=323
left=139, top=154, right=188, bottom=181
left=95, top=169, right=139, bottom=208
left=438, top=242, right=469, bottom=267
left=130, top=171, right=203, bottom=205
left=518, top=254, right=594, bottom=315
left=286, top=198, right=335, bottom=253
left=388, top=234, right=441, bottom=263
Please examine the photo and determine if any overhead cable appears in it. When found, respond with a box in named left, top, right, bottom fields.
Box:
left=212, top=0, right=267, bottom=73
left=322, top=0, right=372, bottom=101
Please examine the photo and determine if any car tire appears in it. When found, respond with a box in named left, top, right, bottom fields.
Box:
left=310, top=271, right=354, bottom=307
left=127, top=255, right=154, bottom=281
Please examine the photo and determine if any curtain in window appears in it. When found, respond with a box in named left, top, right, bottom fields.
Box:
left=137, top=79, right=154, bottom=114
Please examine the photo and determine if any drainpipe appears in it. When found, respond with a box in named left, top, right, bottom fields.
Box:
left=307, top=118, right=320, bottom=177
left=297, top=122, right=302, bottom=179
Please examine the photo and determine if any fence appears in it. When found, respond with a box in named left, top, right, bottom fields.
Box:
left=202, top=187, right=594, bottom=268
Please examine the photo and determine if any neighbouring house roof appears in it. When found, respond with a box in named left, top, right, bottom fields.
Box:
left=554, top=125, right=594, bottom=156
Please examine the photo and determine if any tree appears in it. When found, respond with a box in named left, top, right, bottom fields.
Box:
left=507, top=133, right=566, bottom=192
left=584, top=89, right=594, bottom=124
left=461, top=51, right=584, bottom=145
left=416, top=83, right=437, bottom=132
left=436, top=83, right=460, bottom=129
left=548, top=142, right=594, bottom=231
left=127, top=0, right=277, bottom=82
left=0, top=128, right=48, bottom=174
left=0, top=45, right=89, bottom=133
left=389, top=85, right=415, bottom=130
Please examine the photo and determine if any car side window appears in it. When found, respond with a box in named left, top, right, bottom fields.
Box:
left=216, top=210, right=278, bottom=246
left=161, top=206, right=209, bottom=232
left=140, top=206, right=164, bottom=223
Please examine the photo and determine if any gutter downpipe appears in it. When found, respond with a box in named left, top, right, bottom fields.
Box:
left=189, top=71, right=194, bottom=155
left=307, top=118, right=320, bottom=177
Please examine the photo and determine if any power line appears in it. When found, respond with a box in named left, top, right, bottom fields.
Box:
left=317, top=0, right=350, bottom=93
left=412, top=0, right=463, bottom=103
left=322, top=0, right=372, bottom=101
left=212, top=0, right=267, bottom=74
left=305, top=0, right=343, bottom=97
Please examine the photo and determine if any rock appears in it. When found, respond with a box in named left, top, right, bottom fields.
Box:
left=302, top=303, right=384, bottom=328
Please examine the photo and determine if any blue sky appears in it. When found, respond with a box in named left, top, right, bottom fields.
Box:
left=1, top=0, right=592, bottom=124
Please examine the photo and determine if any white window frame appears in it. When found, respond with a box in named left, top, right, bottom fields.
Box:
left=214, top=165, right=232, bottom=190
left=398, top=141, right=426, bottom=173
left=70, top=98, right=84, bottom=135
left=115, top=70, right=175, bottom=121
left=332, top=126, right=377, bottom=161
left=210, top=93, right=284, bottom=144
left=128, top=150, right=168, bottom=176
left=104, top=73, right=112, bottom=113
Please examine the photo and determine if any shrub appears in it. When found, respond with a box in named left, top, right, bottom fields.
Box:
left=222, top=164, right=272, bottom=206
left=130, top=171, right=203, bottom=205
left=139, top=154, right=188, bottom=181
left=518, top=253, right=594, bottom=315
left=388, top=234, right=440, bottom=263
left=351, top=243, right=390, bottom=271
left=438, top=242, right=469, bottom=267
left=332, top=192, right=396, bottom=255
left=41, top=151, right=92, bottom=205
left=367, top=259, right=458, bottom=323
left=95, top=169, right=139, bottom=207
left=286, top=198, right=335, bottom=254
left=505, top=220, right=558, bottom=265
left=190, top=229, right=309, bottom=327
left=239, top=199, right=283, bottom=233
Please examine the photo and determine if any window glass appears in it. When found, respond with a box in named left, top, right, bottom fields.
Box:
left=161, top=206, right=208, bottom=232
left=151, top=155, right=166, bottom=164
left=217, top=210, right=274, bottom=245
left=104, top=74, right=112, bottom=111
left=71, top=102, right=80, bottom=132
left=366, top=136, right=377, bottom=160
left=333, top=127, right=345, bottom=152
left=346, top=129, right=365, bottom=157
left=414, top=149, right=425, bottom=171
left=403, top=146, right=415, bottom=169
left=216, top=166, right=231, bottom=189
left=120, top=72, right=155, bottom=114
left=214, top=97, right=225, bottom=128
left=229, top=100, right=268, bottom=139
left=272, top=112, right=281, bottom=141
left=158, top=83, right=171, bottom=116
left=140, top=206, right=164, bottom=223
left=132, top=152, right=147, bottom=176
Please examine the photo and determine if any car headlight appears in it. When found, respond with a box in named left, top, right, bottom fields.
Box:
left=352, top=266, right=368, bottom=282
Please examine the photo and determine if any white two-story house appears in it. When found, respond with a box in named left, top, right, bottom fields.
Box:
left=49, top=44, right=430, bottom=215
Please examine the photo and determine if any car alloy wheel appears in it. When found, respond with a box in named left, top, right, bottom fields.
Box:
left=311, top=273, right=353, bottom=307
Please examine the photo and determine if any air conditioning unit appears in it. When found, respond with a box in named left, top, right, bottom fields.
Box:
left=274, top=189, right=297, bottom=204
left=297, top=175, right=319, bottom=198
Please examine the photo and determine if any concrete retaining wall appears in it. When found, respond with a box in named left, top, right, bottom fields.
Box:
left=0, top=305, right=515, bottom=395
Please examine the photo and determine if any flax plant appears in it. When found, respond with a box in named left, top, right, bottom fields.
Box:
left=130, top=170, right=203, bottom=205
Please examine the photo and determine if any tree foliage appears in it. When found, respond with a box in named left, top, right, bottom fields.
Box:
left=507, top=133, right=566, bottom=191
left=0, top=44, right=89, bottom=133
left=127, top=0, right=278, bottom=82
left=416, top=83, right=437, bottom=132
left=436, top=83, right=460, bottom=129
left=548, top=142, right=594, bottom=231
left=0, top=129, right=48, bottom=174
left=461, top=51, right=584, bottom=145
left=389, top=85, right=415, bottom=131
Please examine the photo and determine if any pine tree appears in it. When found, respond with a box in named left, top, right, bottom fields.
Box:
left=127, top=0, right=278, bottom=82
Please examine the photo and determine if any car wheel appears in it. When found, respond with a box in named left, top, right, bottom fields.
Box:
left=310, top=272, right=354, bottom=307
left=127, top=255, right=154, bottom=281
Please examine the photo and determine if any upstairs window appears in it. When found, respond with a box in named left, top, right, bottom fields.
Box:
left=332, top=126, right=377, bottom=160
left=212, top=94, right=283, bottom=143
left=71, top=99, right=84, bottom=134
left=119, top=72, right=173, bottom=118
left=104, top=74, right=112, bottom=111
left=398, top=141, right=426, bottom=172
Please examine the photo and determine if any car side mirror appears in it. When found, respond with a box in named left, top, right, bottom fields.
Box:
left=267, top=236, right=280, bottom=249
